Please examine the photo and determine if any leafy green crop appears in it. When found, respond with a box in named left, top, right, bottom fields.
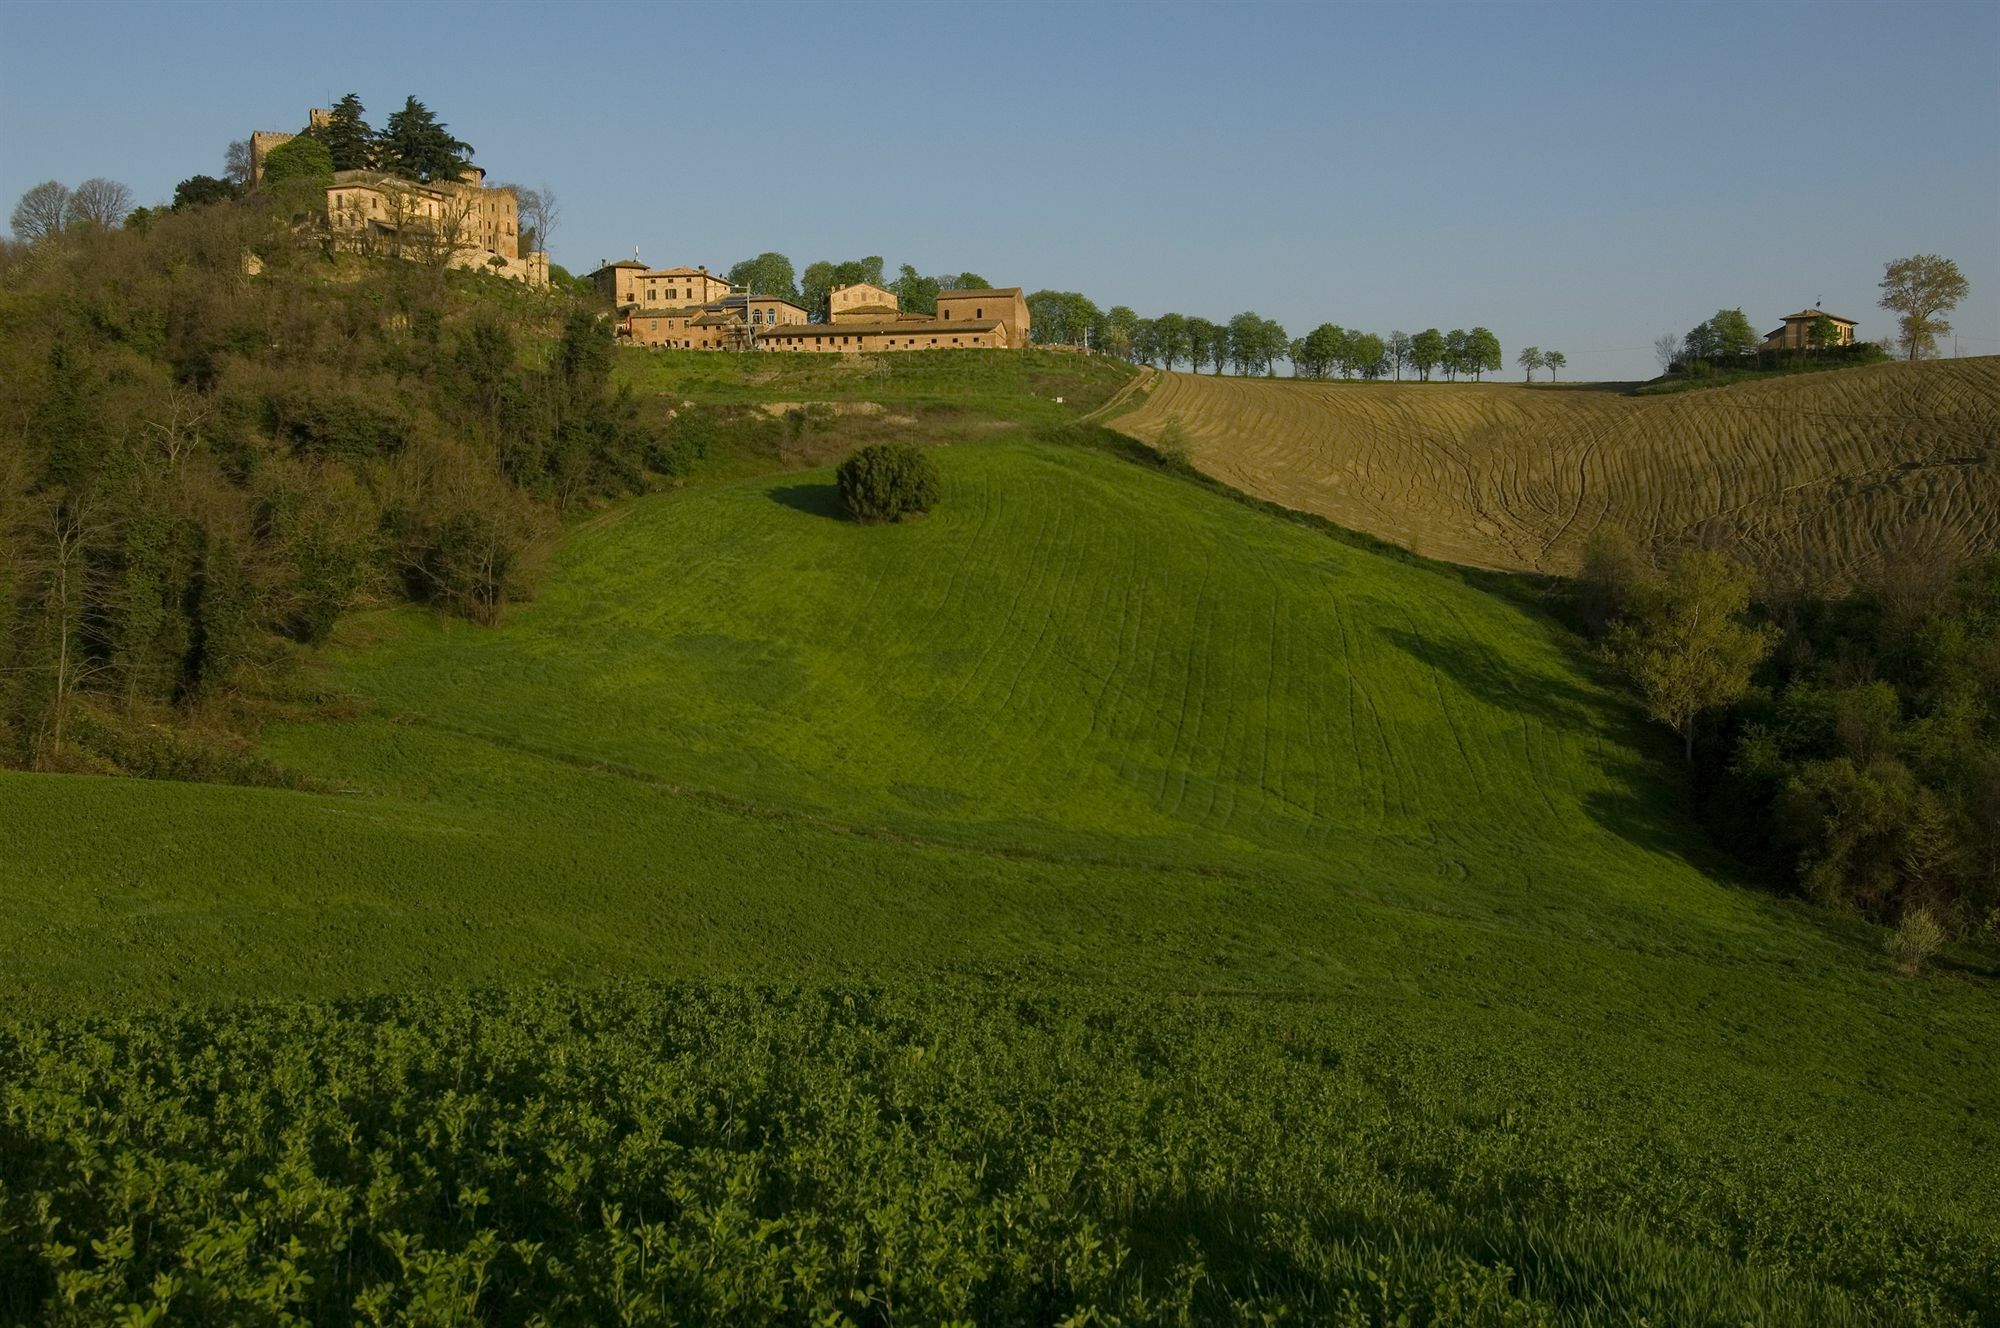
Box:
left=3, top=982, right=1991, bottom=1325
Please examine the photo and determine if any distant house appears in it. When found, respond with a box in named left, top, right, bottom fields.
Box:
left=1762, top=307, right=1857, bottom=351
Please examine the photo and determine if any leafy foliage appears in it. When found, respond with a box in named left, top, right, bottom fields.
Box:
left=1601, top=550, right=1778, bottom=761
left=259, top=136, right=335, bottom=188
left=0, top=195, right=679, bottom=771
left=835, top=442, right=941, bottom=522
left=0, top=981, right=1992, bottom=1325
left=376, top=96, right=473, bottom=184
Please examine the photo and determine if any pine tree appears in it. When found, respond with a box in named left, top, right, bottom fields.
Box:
left=377, top=97, right=473, bottom=184
left=311, top=93, right=375, bottom=172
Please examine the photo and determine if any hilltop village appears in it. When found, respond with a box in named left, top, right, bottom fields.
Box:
left=588, top=259, right=1032, bottom=353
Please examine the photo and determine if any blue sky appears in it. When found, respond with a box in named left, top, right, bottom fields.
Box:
left=3, top=0, right=1996, bottom=378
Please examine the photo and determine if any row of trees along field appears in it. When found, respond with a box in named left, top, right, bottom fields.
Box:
left=1578, top=530, right=2000, bottom=967
left=1027, top=296, right=1549, bottom=381
left=0, top=181, right=689, bottom=777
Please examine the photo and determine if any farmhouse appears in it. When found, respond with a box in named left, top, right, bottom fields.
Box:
left=1761, top=307, right=1857, bottom=351
left=590, top=259, right=1032, bottom=353
left=621, top=293, right=811, bottom=349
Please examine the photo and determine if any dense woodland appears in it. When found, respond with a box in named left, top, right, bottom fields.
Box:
left=0, top=195, right=687, bottom=776
left=1579, top=533, right=2000, bottom=947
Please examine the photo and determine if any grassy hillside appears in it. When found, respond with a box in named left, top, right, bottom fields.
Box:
left=1113, top=358, right=2000, bottom=583
left=4, top=431, right=1997, bottom=1319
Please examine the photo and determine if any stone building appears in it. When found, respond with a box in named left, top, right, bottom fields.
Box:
left=250, top=105, right=548, bottom=286
left=828, top=282, right=904, bottom=323
left=621, top=293, right=810, bottom=349
left=326, top=167, right=547, bottom=285
left=936, top=287, right=1029, bottom=349
left=593, top=259, right=1031, bottom=354
left=759, top=319, right=1014, bottom=353
left=1761, top=307, right=1857, bottom=351
left=591, top=261, right=734, bottom=309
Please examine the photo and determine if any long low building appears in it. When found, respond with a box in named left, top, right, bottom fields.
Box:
left=757, top=319, right=1013, bottom=352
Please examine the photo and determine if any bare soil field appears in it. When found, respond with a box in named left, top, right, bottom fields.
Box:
left=1114, top=358, right=2000, bottom=581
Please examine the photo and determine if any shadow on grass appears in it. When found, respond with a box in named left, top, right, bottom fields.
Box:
left=769, top=484, right=847, bottom=520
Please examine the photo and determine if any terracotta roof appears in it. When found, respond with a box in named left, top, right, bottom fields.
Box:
left=763, top=320, right=1005, bottom=338
left=831, top=303, right=902, bottom=318
left=832, top=282, right=895, bottom=296
left=645, top=266, right=719, bottom=278
left=937, top=287, right=1022, bottom=300
left=1779, top=309, right=1855, bottom=324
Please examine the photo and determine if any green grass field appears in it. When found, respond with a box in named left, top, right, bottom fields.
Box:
left=3, top=359, right=1998, bottom=1320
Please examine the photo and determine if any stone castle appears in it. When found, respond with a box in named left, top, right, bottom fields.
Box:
left=250, top=108, right=548, bottom=287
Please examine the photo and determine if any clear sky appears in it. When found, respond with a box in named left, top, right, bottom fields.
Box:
left=3, top=0, right=1996, bottom=378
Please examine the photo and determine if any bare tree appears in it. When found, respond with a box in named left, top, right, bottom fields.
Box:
left=225, top=139, right=253, bottom=188
left=1653, top=333, right=1681, bottom=375
left=10, top=181, right=71, bottom=243
left=409, top=189, right=477, bottom=271
left=69, top=178, right=134, bottom=230
left=142, top=385, right=212, bottom=467
left=515, top=183, right=558, bottom=256
left=27, top=498, right=106, bottom=767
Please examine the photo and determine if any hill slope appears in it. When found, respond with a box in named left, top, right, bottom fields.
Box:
left=3, top=428, right=1997, bottom=1318
left=1113, top=358, right=2000, bottom=580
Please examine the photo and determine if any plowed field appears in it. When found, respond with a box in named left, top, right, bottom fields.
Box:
left=1115, top=358, right=2000, bottom=580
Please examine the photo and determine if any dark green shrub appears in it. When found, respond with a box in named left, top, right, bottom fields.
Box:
left=835, top=442, right=941, bottom=523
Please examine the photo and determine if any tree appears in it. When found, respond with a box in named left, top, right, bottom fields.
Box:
left=727, top=251, right=798, bottom=303
left=1227, top=312, right=1286, bottom=376
left=224, top=139, right=254, bottom=187
left=1101, top=306, right=1140, bottom=360
left=1443, top=329, right=1468, bottom=381
left=1543, top=350, right=1565, bottom=380
left=9, top=181, right=70, bottom=242
left=1185, top=317, right=1216, bottom=373
left=1602, top=549, right=1779, bottom=761
left=1205, top=320, right=1231, bottom=375
left=309, top=93, right=376, bottom=171
left=836, top=443, right=941, bottom=523
left=1878, top=254, right=1969, bottom=362
left=69, top=178, right=133, bottom=230
left=512, top=184, right=559, bottom=257
left=945, top=272, right=991, bottom=290
left=377, top=97, right=473, bottom=183
left=1518, top=346, right=1544, bottom=382
left=1807, top=314, right=1840, bottom=351
left=892, top=264, right=940, bottom=315
left=1350, top=331, right=1386, bottom=380
left=1409, top=328, right=1444, bottom=382
left=1132, top=318, right=1160, bottom=366
left=1388, top=331, right=1412, bottom=382
left=260, top=137, right=334, bottom=188
left=1153, top=313, right=1190, bottom=371
left=172, top=175, right=239, bottom=210
left=1689, top=309, right=1757, bottom=363
left=1465, top=327, right=1502, bottom=381
left=1654, top=333, right=1681, bottom=375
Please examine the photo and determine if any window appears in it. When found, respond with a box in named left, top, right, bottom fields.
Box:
left=976, top=308, right=983, bottom=319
